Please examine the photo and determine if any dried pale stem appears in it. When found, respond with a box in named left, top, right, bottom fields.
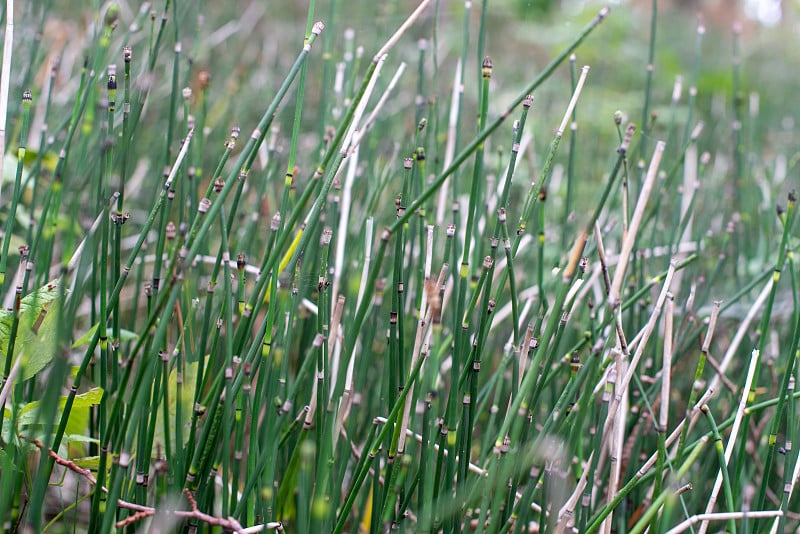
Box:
left=697, top=348, right=761, bottom=534
left=674, top=294, right=721, bottom=464
left=374, top=0, right=433, bottom=60
left=599, top=144, right=665, bottom=534
left=634, top=387, right=717, bottom=478
left=660, top=294, right=674, bottom=431
left=558, top=65, right=590, bottom=137
left=701, top=300, right=721, bottom=354
left=164, top=127, right=194, bottom=190
left=356, top=62, right=407, bottom=140
left=0, top=352, right=22, bottom=410
left=397, top=228, right=438, bottom=454
left=331, top=146, right=360, bottom=306
left=332, top=61, right=404, bottom=302
left=397, top=306, right=433, bottom=454
left=609, top=140, right=666, bottom=305
left=667, top=511, right=782, bottom=534
left=587, top=392, right=715, bottom=534
left=556, top=452, right=594, bottom=534
left=601, top=262, right=675, bottom=531
left=706, top=278, right=772, bottom=395
left=593, top=222, right=612, bottom=295
left=327, top=295, right=346, bottom=394
left=769, top=453, right=800, bottom=534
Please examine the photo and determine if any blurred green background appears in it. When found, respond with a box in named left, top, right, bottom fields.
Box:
left=19, top=0, right=800, bottom=288
left=33, top=0, right=799, bottom=193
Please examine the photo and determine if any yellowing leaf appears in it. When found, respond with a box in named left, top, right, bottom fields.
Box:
left=72, top=323, right=138, bottom=348
left=63, top=434, right=100, bottom=445
left=72, top=456, right=101, bottom=470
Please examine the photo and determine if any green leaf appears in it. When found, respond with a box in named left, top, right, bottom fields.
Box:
left=72, top=323, right=139, bottom=348
left=70, top=451, right=114, bottom=476
left=63, top=434, right=100, bottom=445
left=72, top=456, right=101, bottom=470
left=17, top=387, right=104, bottom=436
left=0, top=279, right=65, bottom=382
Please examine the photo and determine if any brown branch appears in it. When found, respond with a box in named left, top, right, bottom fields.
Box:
left=114, top=509, right=154, bottom=528
left=19, top=435, right=282, bottom=533
left=19, top=435, right=150, bottom=513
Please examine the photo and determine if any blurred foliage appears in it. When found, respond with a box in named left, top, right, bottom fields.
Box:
left=27, top=0, right=798, bottom=278
left=33, top=0, right=799, bottom=158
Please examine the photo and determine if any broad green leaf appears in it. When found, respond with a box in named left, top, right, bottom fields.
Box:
left=18, top=387, right=104, bottom=418
left=72, top=456, right=101, bottom=470
left=72, top=323, right=139, bottom=348
left=0, top=279, right=65, bottom=381
left=63, top=434, right=100, bottom=445
left=2, top=150, right=57, bottom=184
left=17, top=387, right=104, bottom=436
left=70, top=451, right=115, bottom=475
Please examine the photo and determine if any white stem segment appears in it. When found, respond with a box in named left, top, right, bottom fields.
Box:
left=669, top=511, right=782, bottom=534
left=697, top=348, right=761, bottom=534
left=375, top=0, right=433, bottom=60
left=397, top=228, right=437, bottom=455
left=707, top=278, right=772, bottom=395
left=608, top=141, right=665, bottom=306
left=601, top=261, right=674, bottom=534
left=557, top=66, right=590, bottom=137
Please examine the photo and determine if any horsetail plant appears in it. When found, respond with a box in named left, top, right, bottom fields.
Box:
left=1, top=1, right=799, bottom=533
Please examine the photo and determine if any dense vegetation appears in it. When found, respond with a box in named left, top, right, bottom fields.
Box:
left=0, top=0, right=797, bottom=532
